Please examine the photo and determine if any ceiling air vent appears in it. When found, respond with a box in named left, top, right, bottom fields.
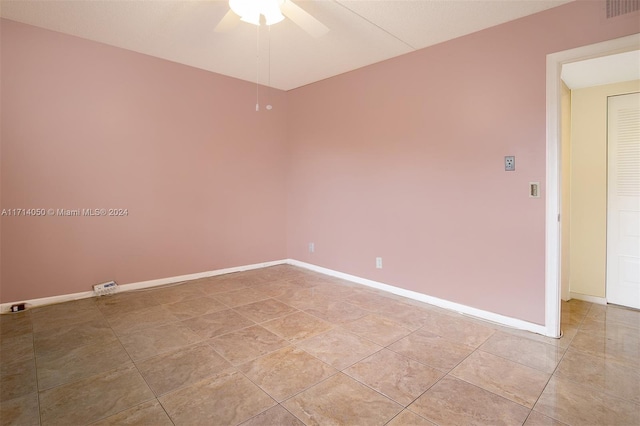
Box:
left=606, top=0, right=640, bottom=18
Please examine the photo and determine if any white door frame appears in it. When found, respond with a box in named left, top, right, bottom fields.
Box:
left=545, top=33, right=640, bottom=338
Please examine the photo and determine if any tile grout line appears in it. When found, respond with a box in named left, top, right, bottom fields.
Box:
left=30, top=315, right=44, bottom=426
left=94, top=304, right=161, bottom=426
left=524, top=300, right=594, bottom=425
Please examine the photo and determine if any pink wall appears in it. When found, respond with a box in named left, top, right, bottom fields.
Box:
left=286, top=1, right=639, bottom=324
left=2, top=2, right=638, bottom=325
left=1, top=19, right=288, bottom=303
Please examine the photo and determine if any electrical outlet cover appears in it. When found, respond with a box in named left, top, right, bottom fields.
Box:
left=505, top=156, right=515, bottom=171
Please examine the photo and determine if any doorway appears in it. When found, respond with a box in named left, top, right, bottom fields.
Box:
left=561, top=78, right=639, bottom=308
left=545, top=34, right=640, bottom=338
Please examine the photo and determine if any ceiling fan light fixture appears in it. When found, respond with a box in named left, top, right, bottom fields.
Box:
left=229, top=0, right=285, bottom=26
left=228, top=0, right=250, bottom=17
left=240, top=12, right=260, bottom=25
left=264, top=10, right=284, bottom=25
left=263, top=1, right=285, bottom=25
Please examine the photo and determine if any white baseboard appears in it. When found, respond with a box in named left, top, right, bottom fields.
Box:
left=287, top=259, right=550, bottom=336
left=569, top=292, right=607, bottom=305
left=0, top=259, right=288, bottom=313
left=119, top=259, right=287, bottom=292
left=0, top=290, right=98, bottom=314
left=1, top=257, right=551, bottom=337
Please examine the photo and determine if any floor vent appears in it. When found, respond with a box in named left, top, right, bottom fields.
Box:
left=606, top=0, right=640, bottom=18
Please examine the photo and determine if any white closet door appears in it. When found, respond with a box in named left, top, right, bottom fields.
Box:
left=607, top=92, right=640, bottom=309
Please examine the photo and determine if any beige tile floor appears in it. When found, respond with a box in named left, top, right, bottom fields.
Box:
left=1, top=265, right=639, bottom=425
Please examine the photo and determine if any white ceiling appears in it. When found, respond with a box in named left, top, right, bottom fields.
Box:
left=562, top=50, right=640, bottom=89
left=1, top=0, right=572, bottom=91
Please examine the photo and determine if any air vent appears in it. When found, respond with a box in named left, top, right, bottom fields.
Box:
left=606, top=0, right=640, bottom=18
left=616, top=107, right=640, bottom=197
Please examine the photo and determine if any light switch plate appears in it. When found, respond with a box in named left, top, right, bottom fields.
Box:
left=529, top=182, right=540, bottom=198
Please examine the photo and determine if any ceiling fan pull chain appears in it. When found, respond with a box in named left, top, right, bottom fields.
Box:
left=266, top=24, right=273, bottom=111
left=256, top=23, right=260, bottom=112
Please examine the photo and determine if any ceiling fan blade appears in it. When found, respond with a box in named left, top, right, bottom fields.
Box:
left=280, top=0, right=329, bottom=38
left=214, top=9, right=241, bottom=33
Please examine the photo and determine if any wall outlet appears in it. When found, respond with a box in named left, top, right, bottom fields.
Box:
left=93, top=281, right=117, bottom=296
left=10, top=303, right=26, bottom=312
left=376, top=257, right=383, bottom=269
left=308, top=242, right=315, bottom=253
left=505, top=156, right=515, bottom=171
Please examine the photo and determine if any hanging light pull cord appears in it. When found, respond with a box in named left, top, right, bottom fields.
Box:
left=256, top=24, right=260, bottom=112
left=266, top=24, right=273, bottom=110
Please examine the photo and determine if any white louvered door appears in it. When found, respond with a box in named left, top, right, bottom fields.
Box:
left=607, top=92, right=640, bottom=309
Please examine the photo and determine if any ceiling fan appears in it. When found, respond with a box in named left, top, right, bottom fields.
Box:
left=214, top=0, right=329, bottom=38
